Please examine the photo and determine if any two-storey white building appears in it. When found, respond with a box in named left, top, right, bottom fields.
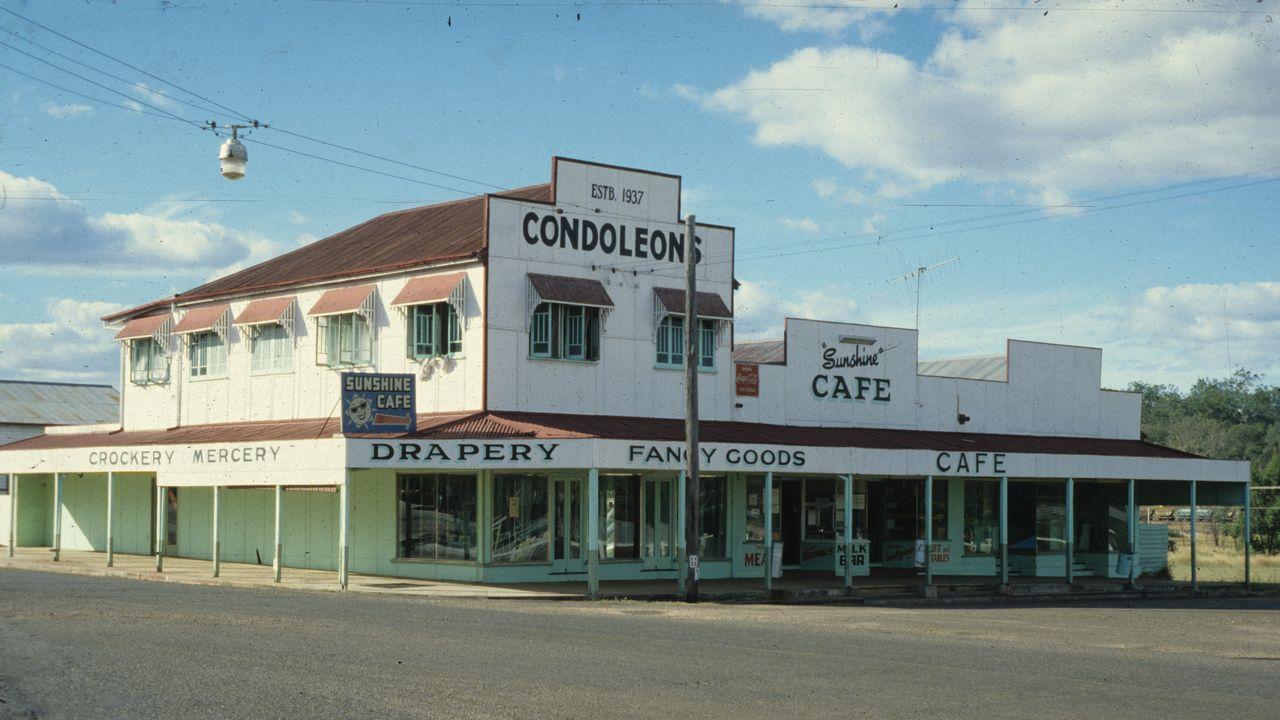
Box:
left=0, top=157, right=1251, bottom=591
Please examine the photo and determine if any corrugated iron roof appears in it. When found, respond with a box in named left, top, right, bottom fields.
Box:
left=733, top=339, right=786, bottom=365
left=0, top=380, right=118, bottom=427
left=653, top=288, right=733, bottom=319
left=0, top=409, right=1195, bottom=460
left=918, top=354, right=1008, bottom=382
left=103, top=183, right=553, bottom=323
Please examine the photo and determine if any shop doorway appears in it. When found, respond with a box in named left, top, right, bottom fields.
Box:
left=641, top=477, right=675, bottom=571
left=550, top=478, right=583, bottom=573
left=780, top=482, right=804, bottom=566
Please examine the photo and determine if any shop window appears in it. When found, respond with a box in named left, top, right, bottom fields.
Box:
left=931, top=478, right=949, bottom=541
left=250, top=324, right=292, bottom=374
left=804, top=477, right=838, bottom=541
left=882, top=479, right=921, bottom=542
left=316, top=312, right=373, bottom=368
left=408, top=302, right=462, bottom=359
left=187, top=330, right=227, bottom=379
left=1074, top=482, right=1129, bottom=553
left=745, top=475, right=766, bottom=544
left=129, top=337, right=169, bottom=385
left=397, top=474, right=477, bottom=561
left=0, top=474, right=8, bottom=494
left=492, top=474, right=550, bottom=563
left=1036, top=482, right=1067, bottom=553
left=528, top=302, right=600, bottom=361
left=655, top=316, right=717, bottom=370
left=598, top=474, right=641, bottom=559
left=964, top=480, right=998, bottom=555
left=699, top=476, right=728, bottom=559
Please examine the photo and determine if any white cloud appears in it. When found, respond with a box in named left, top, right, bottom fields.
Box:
left=735, top=279, right=860, bottom=339
left=0, top=169, right=284, bottom=275
left=288, top=210, right=309, bottom=225
left=738, top=0, right=898, bottom=39
left=40, top=102, right=93, bottom=118
left=696, top=4, right=1280, bottom=199
left=780, top=217, right=821, bottom=234
left=0, top=298, right=125, bottom=384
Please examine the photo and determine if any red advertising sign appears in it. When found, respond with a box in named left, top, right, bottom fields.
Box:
left=735, top=363, right=760, bottom=397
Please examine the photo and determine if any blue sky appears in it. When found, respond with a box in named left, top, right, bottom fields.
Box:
left=1, top=0, right=1277, bottom=390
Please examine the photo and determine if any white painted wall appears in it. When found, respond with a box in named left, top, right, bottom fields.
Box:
left=733, top=321, right=1142, bottom=439
left=119, top=264, right=486, bottom=430
left=485, top=159, right=736, bottom=420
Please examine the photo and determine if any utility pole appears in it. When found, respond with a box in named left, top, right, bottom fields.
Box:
left=684, top=214, right=701, bottom=603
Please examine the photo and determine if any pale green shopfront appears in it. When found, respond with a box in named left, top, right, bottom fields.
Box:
left=7, top=467, right=1211, bottom=587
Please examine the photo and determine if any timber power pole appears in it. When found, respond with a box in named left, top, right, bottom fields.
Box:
left=684, top=213, right=701, bottom=602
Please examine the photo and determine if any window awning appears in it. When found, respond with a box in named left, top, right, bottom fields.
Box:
left=173, top=304, right=231, bottom=337
left=308, top=284, right=376, bottom=317
left=652, top=288, right=733, bottom=319
left=391, top=272, right=466, bottom=307
left=234, top=296, right=296, bottom=327
left=113, top=313, right=172, bottom=341
left=527, top=273, right=614, bottom=308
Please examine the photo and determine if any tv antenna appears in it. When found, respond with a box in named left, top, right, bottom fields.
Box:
left=888, top=257, right=959, bottom=331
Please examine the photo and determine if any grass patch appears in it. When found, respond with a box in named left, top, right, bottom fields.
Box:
left=1167, top=536, right=1280, bottom=585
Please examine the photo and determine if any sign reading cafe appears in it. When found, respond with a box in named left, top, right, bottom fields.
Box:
left=341, top=373, right=416, bottom=434
left=810, top=341, right=894, bottom=402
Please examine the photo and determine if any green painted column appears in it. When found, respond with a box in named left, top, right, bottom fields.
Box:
left=924, top=475, right=933, bottom=588
left=1127, top=478, right=1137, bottom=586
left=999, top=476, right=1008, bottom=586
left=842, top=474, right=853, bottom=591
left=763, top=472, right=773, bottom=592
left=587, top=468, right=599, bottom=597
left=155, top=481, right=165, bottom=572
left=1065, top=478, right=1074, bottom=585
left=106, top=472, right=115, bottom=567
left=339, top=474, right=350, bottom=590
left=8, top=475, right=16, bottom=557
left=1189, top=480, right=1198, bottom=591
left=676, top=470, right=686, bottom=594
left=212, top=486, right=222, bottom=578
left=273, top=485, right=283, bottom=583
left=1244, top=480, right=1251, bottom=591
left=52, top=473, right=63, bottom=562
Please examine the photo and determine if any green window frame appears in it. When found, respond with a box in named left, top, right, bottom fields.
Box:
left=528, top=303, right=600, bottom=361
left=655, top=316, right=717, bottom=369
left=188, top=331, right=227, bottom=379
left=250, top=324, right=292, bottom=374
left=129, top=337, right=169, bottom=385
left=408, top=303, right=462, bottom=359
left=315, top=312, right=373, bottom=368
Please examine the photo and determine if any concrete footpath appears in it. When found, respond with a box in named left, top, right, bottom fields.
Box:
left=0, top=546, right=1266, bottom=604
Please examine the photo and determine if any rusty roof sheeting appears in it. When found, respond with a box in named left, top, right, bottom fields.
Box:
left=528, top=273, right=615, bottom=308
left=0, top=380, right=118, bottom=427
left=391, top=272, right=466, bottom=307
left=102, top=183, right=553, bottom=322
left=172, top=304, right=231, bottom=334
left=653, top=288, right=733, bottom=319
left=113, top=314, right=170, bottom=340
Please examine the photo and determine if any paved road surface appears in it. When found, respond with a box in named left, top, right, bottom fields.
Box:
left=1, top=569, right=1278, bottom=719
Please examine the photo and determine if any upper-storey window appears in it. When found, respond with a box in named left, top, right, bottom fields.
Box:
left=309, top=284, right=376, bottom=369
left=655, top=316, right=717, bottom=370
left=526, top=273, right=614, bottom=363
left=317, top=312, right=373, bottom=368
left=130, top=338, right=170, bottom=385
left=188, top=331, right=227, bottom=378
left=529, top=302, right=600, bottom=361
left=409, top=303, right=462, bottom=359
left=250, top=324, right=292, bottom=374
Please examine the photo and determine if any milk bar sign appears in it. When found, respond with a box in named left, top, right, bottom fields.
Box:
left=341, top=373, right=416, bottom=434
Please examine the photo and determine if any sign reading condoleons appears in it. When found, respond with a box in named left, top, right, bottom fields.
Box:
left=341, top=373, right=416, bottom=435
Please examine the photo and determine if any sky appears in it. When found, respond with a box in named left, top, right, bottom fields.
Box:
left=0, top=0, right=1277, bottom=391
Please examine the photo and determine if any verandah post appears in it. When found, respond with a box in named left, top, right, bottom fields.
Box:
left=1189, top=480, right=1197, bottom=591
left=1127, top=478, right=1137, bottom=586
left=587, top=468, right=599, bottom=598
left=763, top=471, right=773, bottom=592
left=273, top=484, right=283, bottom=583
left=212, top=485, right=221, bottom=578
left=8, top=475, right=17, bottom=557
left=1243, top=480, right=1251, bottom=592
left=1065, top=477, right=1074, bottom=585
left=999, top=476, right=1008, bottom=587
left=106, top=472, right=115, bottom=567
left=339, top=473, right=350, bottom=590
left=155, top=481, right=165, bottom=572
left=924, top=475, right=933, bottom=592
left=676, top=470, right=686, bottom=594
left=842, top=474, right=853, bottom=591
left=52, top=473, right=63, bottom=562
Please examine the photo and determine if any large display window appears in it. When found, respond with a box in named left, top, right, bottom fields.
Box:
left=492, top=473, right=551, bottom=563
left=397, top=473, right=478, bottom=561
